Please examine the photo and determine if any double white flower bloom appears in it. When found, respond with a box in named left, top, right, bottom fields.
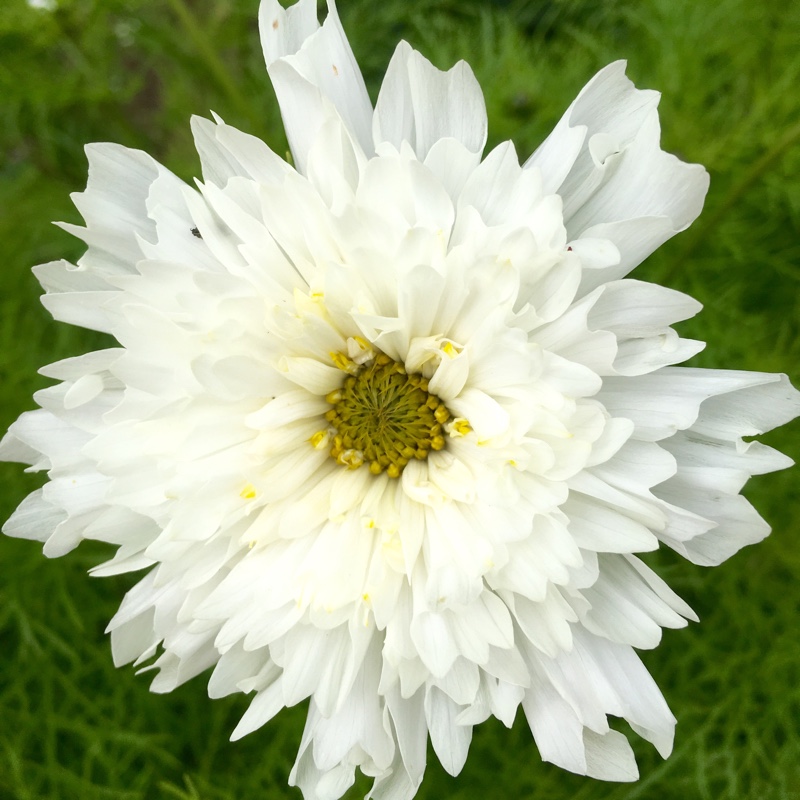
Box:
left=3, top=1, right=798, bottom=797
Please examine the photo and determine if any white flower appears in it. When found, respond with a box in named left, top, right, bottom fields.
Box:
left=2, top=0, right=799, bottom=797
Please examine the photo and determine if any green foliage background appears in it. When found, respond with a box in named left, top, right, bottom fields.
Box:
left=1, top=0, right=799, bottom=798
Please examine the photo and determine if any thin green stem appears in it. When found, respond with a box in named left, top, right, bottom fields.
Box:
left=164, top=0, right=259, bottom=130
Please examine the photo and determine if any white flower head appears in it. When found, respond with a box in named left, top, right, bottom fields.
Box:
left=3, top=0, right=799, bottom=797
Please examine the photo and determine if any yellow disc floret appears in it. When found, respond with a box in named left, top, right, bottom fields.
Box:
left=323, top=353, right=453, bottom=477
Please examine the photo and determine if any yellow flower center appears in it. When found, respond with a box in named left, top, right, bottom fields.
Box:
left=323, top=353, right=451, bottom=478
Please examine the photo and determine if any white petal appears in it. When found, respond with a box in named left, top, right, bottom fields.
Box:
left=691, top=371, right=800, bottom=439
left=67, top=142, right=168, bottom=275
left=425, top=686, right=472, bottom=776
left=598, top=368, right=785, bottom=442
left=191, top=116, right=250, bottom=189
left=265, top=0, right=373, bottom=167
left=423, top=137, right=482, bottom=203
left=247, top=389, right=329, bottom=430
left=259, top=0, right=318, bottom=64
left=522, top=679, right=587, bottom=774
left=567, top=109, right=708, bottom=237
left=561, top=492, right=658, bottom=553
left=109, top=608, right=159, bottom=667
left=384, top=686, right=427, bottom=788
left=2, top=488, right=66, bottom=542
left=448, top=388, right=509, bottom=439
left=37, top=284, right=118, bottom=335
left=654, top=476, right=771, bottom=566
left=409, top=610, right=458, bottom=677
left=525, top=61, right=658, bottom=195
left=231, top=677, right=285, bottom=740
left=458, top=140, right=541, bottom=226
left=278, top=356, right=344, bottom=395
left=374, top=41, right=487, bottom=159
left=589, top=279, right=702, bottom=335
left=573, top=153, right=708, bottom=293
left=266, top=62, right=339, bottom=177
left=583, top=729, right=638, bottom=782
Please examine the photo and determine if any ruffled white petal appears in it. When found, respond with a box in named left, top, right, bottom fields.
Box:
left=526, top=62, right=709, bottom=291
left=374, top=41, right=487, bottom=159
left=262, top=0, right=373, bottom=170
left=527, top=61, right=659, bottom=201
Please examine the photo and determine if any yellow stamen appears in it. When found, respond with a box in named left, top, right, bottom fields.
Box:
left=330, top=351, right=356, bottom=373
left=318, top=350, right=466, bottom=478
left=310, top=431, right=329, bottom=450
left=451, top=418, right=472, bottom=436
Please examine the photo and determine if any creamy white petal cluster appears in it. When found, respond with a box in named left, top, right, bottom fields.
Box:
left=3, top=1, right=799, bottom=797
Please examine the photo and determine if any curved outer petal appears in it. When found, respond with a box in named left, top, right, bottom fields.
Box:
left=525, top=61, right=709, bottom=290
left=526, top=61, right=659, bottom=198
left=34, top=143, right=196, bottom=335
left=653, top=372, right=800, bottom=565
left=260, top=0, right=374, bottom=171
left=259, top=0, right=318, bottom=63
left=190, top=113, right=293, bottom=188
